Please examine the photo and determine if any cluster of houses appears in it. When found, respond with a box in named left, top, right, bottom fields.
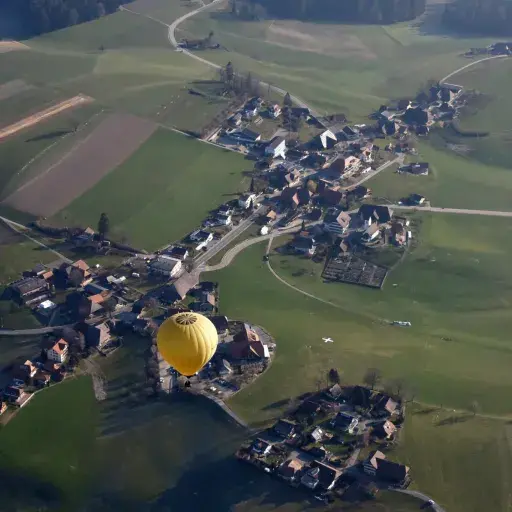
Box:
left=236, top=383, right=410, bottom=504
left=466, top=42, right=512, bottom=57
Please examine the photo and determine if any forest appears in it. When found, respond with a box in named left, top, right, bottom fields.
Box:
left=231, top=0, right=426, bottom=24
left=443, top=0, right=512, bottom=35
left=0, top=0, right=131, bottom=38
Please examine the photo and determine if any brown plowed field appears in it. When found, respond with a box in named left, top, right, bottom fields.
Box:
left=2, top=113, right=157, bottom=217
left=0, top=94, right=93, bottom=140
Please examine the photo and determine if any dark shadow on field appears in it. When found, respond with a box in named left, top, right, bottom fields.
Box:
left=149, top=452, right=311, bottom=512
left=25, top=130, right=72, bottom=142
left=412, top=406, right=440, bottom=415
left=436, top=413, right=472, bottom=426
left=0, top=466, right=62, bottom=511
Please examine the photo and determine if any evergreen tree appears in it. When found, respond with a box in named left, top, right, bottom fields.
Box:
left=98, top=212, right=110, bottom=240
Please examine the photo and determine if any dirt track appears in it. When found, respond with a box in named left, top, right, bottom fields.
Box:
left=0, top=94, right=93, bottom=140
left=2, top=113, right=157, bottom=216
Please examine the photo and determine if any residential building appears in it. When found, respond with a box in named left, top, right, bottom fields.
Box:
left=190, top=229, right=213, bottom=243
left=310, top=427, right=325, bottom=443
left=47, top=339, right=69, bottom=363
left=346, top=185, right=371, bottom=202
left=0, top=402, right=7, bottom=415
left=166, top=246, right=189, bottom=261
left=273, top=419, right=296, bottom=439
left=265, top=137, right=287, bottom=160
left=66, top=291, right=102, bottom=321
left=15, top=360, right=37, bottom=381
left=331, top=411, right=359, bottom=434
left=320, top=187, right=343, bottom=206
left=375, top=420, right=397, bottom=439
left=374, top=394, right=398, bottom=416
left=405, top=193, right=426, bottom=206
left=398, top=162, right=429, bottom=176
left=33, top=370, right=51, bottom=387
left=358, top=204, right=392, bottom=227
left=3, top=383, right=26, bottom=403
left=324, top=211, right=351, bottom=235
left=327, top=383, right=343, bottom=399
left=364, top=451, right=410, bottom=485
left=10, top=277, right=49, bottom=305
left=340, top=125, right=359, bottom=141
left=391, top=221, right=407, bottom=246
left=251, top=438, right=272, bottom=456
left=149, top=256, right=182, bottom=278
left=263, top=210, right=277, bottom=224
left=68, top=260, right=93, bottom=287
left=291, top=235, right=317, bottom=256
left=238, top=193, right=257, bottom=210
left=316, top=129, right=337, bottom=150
left=78, top=322, right=111, bottom=349
left=210, top=315, right=229, bottom=334
left=301, top=461, right=340, bottom=491
left=280, top=187, right=299, bottom=208
left=268, top=104, right=281, bottom=118
left=218, top=204, right=234, bottom=216
left=231, top=128, right=261, bottom=144
left=37, top=299, right=57, bottom=317
left=229, top=112, right=242, bottom=126
left=279, top=458, right=305, bottom=482
left=160, top=272, right=199, bottom=303
left=215, top=214, right=232, bottom=226
left=362, top=224, right=381, bottom=242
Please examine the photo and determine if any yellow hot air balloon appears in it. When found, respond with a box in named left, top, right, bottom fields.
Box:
left=157, top=312, right=218, bottom=376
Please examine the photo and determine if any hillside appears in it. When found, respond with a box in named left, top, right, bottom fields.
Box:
left=232, top=0, right=426, bottom=24
left=443, top=0, right=512, bottom=35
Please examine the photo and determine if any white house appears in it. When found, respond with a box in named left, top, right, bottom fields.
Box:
left=47, top=339, right=69, bottom=363
left=190, top=229, right=213, bottom=242
left=265, top=136, right=287, bottom=159
left=362, top=224, right=381, bottom=242
left=268, top=104, right=281, bottom=118
left=149, top=256, right=182, bottom=278
left=238, top=193, right=256, bottom=209
left=318, top=129, right=337, bottom=149
left=216, top=214, right=232, bottom=226
left=324, top=211, right=351, bottom=236
left=37, top=300, right=56, bottom=317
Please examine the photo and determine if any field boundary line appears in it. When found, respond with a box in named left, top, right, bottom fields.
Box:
left=0, top=94, right=94, bottom=141
left=440, top=54, right=509, bottom=84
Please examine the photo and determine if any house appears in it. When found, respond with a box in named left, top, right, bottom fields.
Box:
left=320, top=188, right=343, bottom=207
left=217, top=358, right=232, bottom=376
left=15, top=360, right=37, bottom=381
left=346, top=185, right=371, bottom=202
left=190, top=229, right=213, bottom=243
left=167, top=246, right=189, bottom=261
left=47, top=339, right=69, bottom=363
left=0, top=402, right=7, bottom=415
left=229, top=112, right=242, bottom=126
left=297, top=399, right=322, bottom=419
left=301, top=461, right=340, bottom=491
left=340, top=125, right=359, bottom=141
left=265, top=136, right=287, bottom=159
left=374, top=394, right=398, bottom=416
left=268, top=104, right=281, bottom=118
left=316, top=129, right=337, bottom=150
left=37, top=299, right=57, bottom=317
left=273, top=419, right=296, bottom=439
left=66, top=291, right=102, bottom=320
left=362, top=224, right=381, bottom=242
left=251, top=438, right=272, bottom=456
left=69, top=260, right=93, bottom=287
left=291, top=235, right=317, bottom=256
left=263, top=210, right=277, bottom=224
left=149, top=256, right=182, bottom=278
left=280, top=187, right=299, bottom=208
left=358, top=204, right=392, bottom=227
left=331, top=412, right=359, bottom=434
left=33, top=370, right=51, bottom=387
left=77, top=322, right=111, bottom=349
left=215, top=214, right=232, bottom=226
left=375, top=420, right=397, bottom=439
left=210, top=315, right=229, bottom=334
left=243, top=105, right=258, bottom=118
left=218, top=204, right=234, bottom=216
left=307, top=446, right=330, bottom=461
left=364, top=451, right=410, bottom=485
left=324, top=211, right=351, bottom=235
left=277, top=169, right=300, bottom=189
left=302, top=152, right=327, bottom=169
left=160, top=272, right=199, bottom=303
left=405, top=193, right=426, bottom=206
left=10, top=277, right=49, bottom=305
left=230, top=336, right=270, bottom=360
left=279, top=458, right=305, bottom=482
left=239, top=193, right=256, bottom=210
left=328, top=383, right=343, bottom=399
left=311, top=427, right=325, bottom=443
left=350, top=385, right=372, bottom=407
left=390, top=221, right=407, bottom=246
left=398, top=162, right=429, bottom=176
left=402, top=106, right=429, bottom=127
left=3, top=383, right=26, bottom=403
left=190, top=292, right=216, bottom=313
left=231, top=128, right=261, bottom=144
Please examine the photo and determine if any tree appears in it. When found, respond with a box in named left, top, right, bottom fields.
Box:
left=225, top=61, right=234, bottom=84
left=363, top=368, right=382, bottom=390
left=98, top=212, right=110, bottom=240
left=328, top=368, right=341, bottom=385
left=249, top=178, right=255, bottom=193
left=244, top=72, right=253, bottom=94
left=102, top=297, right=117, bottom=317
left=206, top=30, right=214, bottom=46
left=68, top=267, right=84, bottom=288
left=469, top=400, right=480, bottom=417
left=306, top=179, right=317, bottom=194
left=283, top=92, right=292, bottom=108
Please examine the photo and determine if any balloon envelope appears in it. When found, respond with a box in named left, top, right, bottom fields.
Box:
left=157, top=312, right=218, bottom=376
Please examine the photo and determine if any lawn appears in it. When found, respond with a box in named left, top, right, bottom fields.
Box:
left=52, top=128, right=250, bottom=250
left=367, top=138, right=512, bottom=211
left=181, top=4, right=496, bottom=119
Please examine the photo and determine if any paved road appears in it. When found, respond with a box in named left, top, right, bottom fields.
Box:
left=388, top=205, right=512, bottom=217
left=343, top=155, right=402, bottom=190
left=440, top=54, right=509, bottom=85
left=391, top=489, right=445, bottom=512
left=0, top=326, right=64, bottom=336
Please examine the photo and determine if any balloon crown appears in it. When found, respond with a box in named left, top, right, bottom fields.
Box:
left=175, top=313, right=198, bottom=325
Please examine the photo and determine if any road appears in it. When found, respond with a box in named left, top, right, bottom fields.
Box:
left=391, top=489, right=445, bottom=512
left=388, top=205, right=512, bottom=218
left=343, top=155, right=402, bottom=190
left=440, top=54, right=509, bottom=85
left=121, top=0, right=321, bottom=119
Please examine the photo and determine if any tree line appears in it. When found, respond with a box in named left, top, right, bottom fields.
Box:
left=1, top=0, right=131, bottom=37
left=443, top=0, right=512, bottom=35
left=231, top=0, right=426, bottom=24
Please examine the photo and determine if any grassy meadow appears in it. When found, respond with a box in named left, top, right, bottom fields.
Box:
left=52, top=128, right=250, bottom=250
left=368, top=138, right=512, bottom=210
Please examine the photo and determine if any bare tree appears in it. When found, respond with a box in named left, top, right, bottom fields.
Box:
left=363, top=368, right=382, bottom=390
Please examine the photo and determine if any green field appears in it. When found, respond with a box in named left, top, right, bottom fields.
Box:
left=368, top=138, right=512, bottom=210
left=181, top=4, right=495, bottom=119
left=52, top=128, right=250, bottom=250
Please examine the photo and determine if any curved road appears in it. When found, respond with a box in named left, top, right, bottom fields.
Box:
left=121, top=0, right=321, bottom=118
left=440, top=54, right=509, bottom=84
left=388, top=205, right=512, bottom=217
left=391, top=489, right=445, bottom=512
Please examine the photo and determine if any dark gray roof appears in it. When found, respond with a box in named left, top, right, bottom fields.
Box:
left=150, top=256, right=180, bottom=272
left=11, top=277, right=47, bottom=296
left=268, top=136, right=286, bottom=149
left=358, top=204, right=392, bottom=223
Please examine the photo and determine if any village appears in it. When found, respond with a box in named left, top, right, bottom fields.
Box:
left=236, top=380, right=416, bottom=506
